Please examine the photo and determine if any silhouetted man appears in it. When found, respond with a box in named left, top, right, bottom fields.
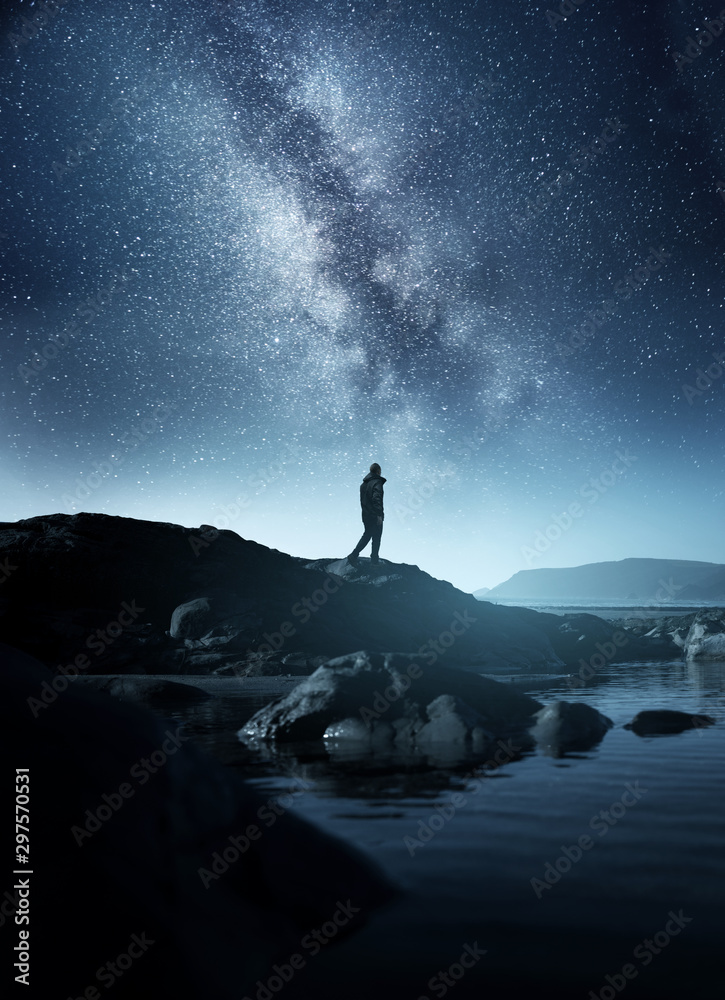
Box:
left=347, top=463, right=386, bottom=566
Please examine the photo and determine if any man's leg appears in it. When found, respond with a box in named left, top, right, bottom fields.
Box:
left=350, top=522, right=373, bottom=558
left=370, top=521, right=383, bottom=561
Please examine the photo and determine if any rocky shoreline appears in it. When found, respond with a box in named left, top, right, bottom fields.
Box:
left=3, top=513, right=722, bottom=686
left=5, top=513, right=719, bottom=998
left=4, top=511, right=718, bottom=759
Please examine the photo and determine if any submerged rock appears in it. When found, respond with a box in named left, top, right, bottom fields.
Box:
left=239, top=650, right=542, bottom=746
left=529, top=700, right=614, bottom=755
left=624, top=709, right=716, bottom=735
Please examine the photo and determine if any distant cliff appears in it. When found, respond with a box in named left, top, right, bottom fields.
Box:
left=484, top=558, right=724, bottom=602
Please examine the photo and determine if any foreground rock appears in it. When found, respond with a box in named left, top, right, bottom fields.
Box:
left=239, top=650, right=543, bottom=746
left=321, top=692, right=496, bottom=755
left=2, top=641, right=397, bottom=1000
left=624, top=710, right=716, bottom=736
left=529, top=700, right=614, bottom=756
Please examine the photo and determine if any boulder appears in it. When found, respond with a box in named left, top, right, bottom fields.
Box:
left=553, top=613, right=619, bottom=655
left=537, top=611, right=678, bottom=665
left=170, top=594, right=260, bottom=642
left=416, top=694, right=493, bottom=748
left=609, top=612, right=697, bottom=657
left=239, top=650, right=542, bottom=745
left=639, top=614, right=696, bottom=651
left=529, top=700, right=614, bottom=755
left=624, top=710, right=716, bottom=736
left=683, top=610, right=725, bottom=660
left=321, top=694, right=494, bottom=751
left=170, top=597, right=214, bottom=638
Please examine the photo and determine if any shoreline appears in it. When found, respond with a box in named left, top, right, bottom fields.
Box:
left=482, top=603, right=709, bottom=616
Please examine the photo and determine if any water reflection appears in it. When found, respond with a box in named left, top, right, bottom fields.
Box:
left=685, top=658, right=725, bottom=691
left=156, top=659, right=725, bottom=802
left=159, top=695, right=598, bottom=800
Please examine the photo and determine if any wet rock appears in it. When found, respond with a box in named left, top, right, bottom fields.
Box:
left=624, top=710, right=716, bottom=735
left=683, top=610, right=725, bottom=660
left=416, top=694, right=493, bottom=747
left=324, top=717, right=401, bottom=744
left=601, top=613, right=696, bottom=662
left=548, top=613, right=679, bottom=665
left=239, top=650, right=542, bottom=744
left=530, top=700, right=614, bottom=755
left=321, top=694, right=493, bottom=751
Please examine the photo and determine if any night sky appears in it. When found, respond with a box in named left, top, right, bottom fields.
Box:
left=2, top=0, right=724, bottom=592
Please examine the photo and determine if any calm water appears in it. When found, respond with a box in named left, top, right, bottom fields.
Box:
left=480, top=599, right=718, bottom=620
left=165, top=659, right=725, bottom=999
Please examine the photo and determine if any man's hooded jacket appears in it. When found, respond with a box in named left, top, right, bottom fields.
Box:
left=360, top=472, right=386, bottom=522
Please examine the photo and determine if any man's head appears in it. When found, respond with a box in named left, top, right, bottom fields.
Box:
left=370, top=463, right=381, bottom=475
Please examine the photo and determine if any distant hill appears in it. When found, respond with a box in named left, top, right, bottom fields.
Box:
left=472, top=587, right=490, bottom=598
left=677, top=567, right=725, bottom=601
left=484, top=558, right=725, bottom=602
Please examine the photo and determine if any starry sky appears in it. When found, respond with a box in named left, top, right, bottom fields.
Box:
left=1, top=0, right=724, bottom=593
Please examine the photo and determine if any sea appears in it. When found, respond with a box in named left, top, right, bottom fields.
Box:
left=480, top=597, right=719, bottom=620
left=159, top=600, right=724, bottom=998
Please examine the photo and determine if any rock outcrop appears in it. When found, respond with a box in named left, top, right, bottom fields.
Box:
left=0, top=513, right=696, bottom=679
left=612, top=613, right=696, bottom=653
left=239, top=650, right=542, bottom=746
left=529, top=700, right=614, bottom=756
left=240, top=653, right=617, bottom=759
left=683, top=610, right=725, bottom=660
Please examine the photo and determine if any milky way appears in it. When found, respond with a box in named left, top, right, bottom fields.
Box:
left=1, top=0, right=724, bottom=589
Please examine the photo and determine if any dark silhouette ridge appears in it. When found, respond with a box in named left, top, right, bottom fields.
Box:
left=0, top=513, right=691, bottom=677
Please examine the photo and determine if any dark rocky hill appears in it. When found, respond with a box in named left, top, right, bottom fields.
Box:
left=0, top=513, right=680, bottom=678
